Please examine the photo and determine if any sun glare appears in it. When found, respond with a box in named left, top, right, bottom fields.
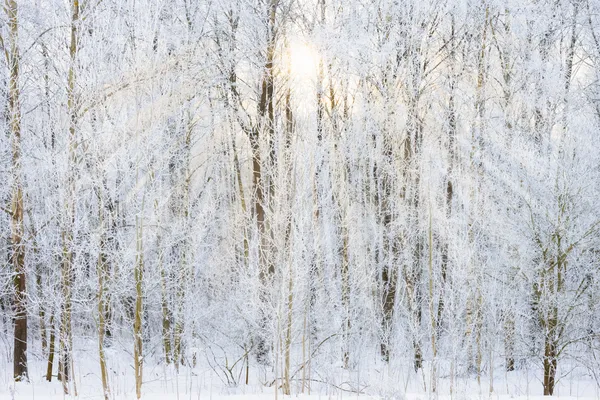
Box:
left=289, top=42, right=319, bottom=80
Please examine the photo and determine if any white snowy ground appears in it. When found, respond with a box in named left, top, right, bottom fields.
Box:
left=1, top=347, right=599, bottom=400
left=2, top=370, right=599, bottom=400
left=3, top=365, right=599, bottom=400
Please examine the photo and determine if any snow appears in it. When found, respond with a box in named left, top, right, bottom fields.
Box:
left=2, top=356, right=598, bottom=400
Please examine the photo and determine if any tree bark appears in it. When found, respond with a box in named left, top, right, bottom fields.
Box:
left=5, top=0, right=28, bottom=382
left=134, top=213, right=144, bottom=399
left=253, top=0, right=278, bottom=364
left=97, top=200, right=110, bottom=400
left=46, top=314, right=55, bottom=381
left=59, top=0, right=79, bottom=394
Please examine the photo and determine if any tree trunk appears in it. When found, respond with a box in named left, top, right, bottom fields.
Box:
left=134, top=213, right=144, bottom=399
left=176, top=117, right=193, bottom=369
left=465, top=5, right=488, bottom=381
left=428, top=211, right=437, bottom=392
left=58, top=1, right=79, bottom=394
left=46, top=314, right=55, bottom=381
left=438, top=14, right=457, bottom=336
left=379, top=89, right=398, bottom=363
left=403, top=100, right=424, bottom=372
left=543, top=332, right=557, bottom=395
left=253, top=0, right=277, bottom=364
left=97, top=203, right=110, bottom=400
left=282, top=81, right=295, bottom=395
left=37, top=266, right=47, bottom=356
left=282, top=259, right=293, bottom=395
left=340, top=224, right=350, bottom=368
left=159, top=238, right=172, bottom=364
left=504, top=310, right=515, bottom=371
left=5, top=0, right=27, bottom=382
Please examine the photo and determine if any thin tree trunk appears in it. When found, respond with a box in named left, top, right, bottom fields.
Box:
left=504, top=311, right=515, bottom=371
left=282, top=258, right=293, bottom=395
left=59, top=1, right=79, bottom=394
left=437, top=14, right=457, bottom=336
left=380, top=88, right=397, bottom=362
left=465, top=6, right=488, bottom=382
left=37, top=269, right=47, bottom=355
left=158, top=236, right=171, bottom=364
left=282, top=79, right=295, bottom=395
left=97, top=202, right=110, bottom=400
left=428, top=210, right=437, bottom=393
left=46, top=314, right=55, bottom=381
left=253, top=0, right=277, bottom=364
left=403, top=99, right=424, bottom=372
left=134, top=212, right=144, bottom=399
left=340, top=224, right=350, bottom=368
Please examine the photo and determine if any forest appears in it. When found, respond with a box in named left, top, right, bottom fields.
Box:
left=1, top=0, right=600, bottom=399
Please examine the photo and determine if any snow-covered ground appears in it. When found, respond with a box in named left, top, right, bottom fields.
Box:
left=2, top=354, right=599, bottom=400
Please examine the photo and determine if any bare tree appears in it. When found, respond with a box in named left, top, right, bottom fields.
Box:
left=4, top=0, right=27, bottom=382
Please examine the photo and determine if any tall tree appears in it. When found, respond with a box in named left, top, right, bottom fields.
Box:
left=5, top=0, right=27, bottom=382
left=59, top=0, right=79, bottom=393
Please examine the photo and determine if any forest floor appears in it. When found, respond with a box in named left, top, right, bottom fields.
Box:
left=1, top=351, right=599, bottom=400
left=3, top=365, right=599, bottom=400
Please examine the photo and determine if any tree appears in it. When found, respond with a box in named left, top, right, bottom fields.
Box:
left=4, top=0, right=27, bottom=382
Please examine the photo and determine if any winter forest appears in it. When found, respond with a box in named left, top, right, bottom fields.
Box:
left=2, top=0, right=600, bottom=398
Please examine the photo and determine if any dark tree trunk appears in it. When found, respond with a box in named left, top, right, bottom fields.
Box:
left=6, top=0, right=28, bottom=382
left=46, top=314, right=55, bottom=381
left=543, top=337, right=557, bottom=395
